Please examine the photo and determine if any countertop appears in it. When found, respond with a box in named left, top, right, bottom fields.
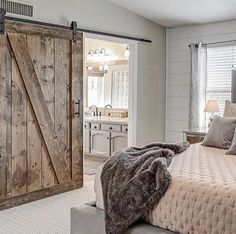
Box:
left=84, top=116, right=128, bottom=125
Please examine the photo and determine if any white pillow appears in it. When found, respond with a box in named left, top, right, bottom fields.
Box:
left=224, top=100, right=236, bottom=117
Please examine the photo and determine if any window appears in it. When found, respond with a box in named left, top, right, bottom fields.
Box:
left=111, top=69, right=129, bottom=108
left=87, top=66, right=129, bottom=108
left=206, top=46, right=236, bottom=114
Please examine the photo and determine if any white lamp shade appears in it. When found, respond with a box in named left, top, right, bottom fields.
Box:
left=204, top=100, right=220, bottom=113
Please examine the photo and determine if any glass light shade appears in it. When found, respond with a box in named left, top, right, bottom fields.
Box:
left=204, top=100, right=220, bottom=113
left=93, top=49, right=100, bottom=59
left=99, top=48, right=106, bottom=56
left=87, top=51, right=93, bottom=60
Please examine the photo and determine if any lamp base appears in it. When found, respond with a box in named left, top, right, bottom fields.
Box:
left=208, top=113, right=215, bottom=128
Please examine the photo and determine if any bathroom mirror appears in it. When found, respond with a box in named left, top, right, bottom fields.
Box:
left=86, top=63, right=129, bottom=109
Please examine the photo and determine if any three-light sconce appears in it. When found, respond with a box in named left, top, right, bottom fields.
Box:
left=87, top=46, right=129, bottom=73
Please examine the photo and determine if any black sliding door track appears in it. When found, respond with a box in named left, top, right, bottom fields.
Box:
left=0, top=9, right=152, bottom=43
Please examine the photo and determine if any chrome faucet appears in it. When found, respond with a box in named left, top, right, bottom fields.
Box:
left=89, top=105, right=98, bottom=116
left=105, top=104, right=112, bottom=109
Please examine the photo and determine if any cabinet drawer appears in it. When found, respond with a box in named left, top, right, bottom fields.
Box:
left=91, top=123, right=100, bottom=130
left=84, top=122, right=91, bottom=129
left=122, top=125, right=128, bottom=133
left=101, top=124, right=121, bottom=132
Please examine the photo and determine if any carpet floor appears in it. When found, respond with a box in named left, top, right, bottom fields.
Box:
left=0, top=181, right=95, bottom=234
left=84, top=157, right=105, bottom=176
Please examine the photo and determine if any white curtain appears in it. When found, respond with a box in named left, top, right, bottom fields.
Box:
left=189, top=42, right=207, bottom=130
left=112, top=69, right=129, bottom=108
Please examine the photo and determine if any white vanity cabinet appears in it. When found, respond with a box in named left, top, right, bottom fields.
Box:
left=83, top=123, right=91, bottom=155
left=111, top=132, right=128, bottom=156
left=83, top=121, right=128, bottom=157
left=91, top=130, right=110, bottom=156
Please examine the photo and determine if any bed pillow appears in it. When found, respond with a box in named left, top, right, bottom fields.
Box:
left=202, top=115, right=236, bottom=149
left=224, top=100, right=236, bottom=117
left=226, top=133, right=236, bottom=155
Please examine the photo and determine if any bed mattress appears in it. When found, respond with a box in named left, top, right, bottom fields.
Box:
left=94, top=143, right=236, bottom=234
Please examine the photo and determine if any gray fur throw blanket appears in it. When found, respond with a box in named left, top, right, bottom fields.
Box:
left=101, top=142, right=190, bottom=234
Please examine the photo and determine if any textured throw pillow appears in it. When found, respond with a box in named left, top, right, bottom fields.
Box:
left=224, top=100, right=236, bottom=117
left=202, top=115, right=236, bottom=149
left=226, top=133, right=236, bottom=155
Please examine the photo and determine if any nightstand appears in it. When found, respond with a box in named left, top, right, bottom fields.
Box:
left=182, top=130, right=207, bottom=144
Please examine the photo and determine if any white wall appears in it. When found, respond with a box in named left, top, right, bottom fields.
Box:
left=166, top=20, right=236, bottom=142
left=16, top=0, right=166, bottom=146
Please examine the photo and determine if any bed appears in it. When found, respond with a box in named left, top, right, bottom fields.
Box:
left=94, top=143, right=236, bottom=234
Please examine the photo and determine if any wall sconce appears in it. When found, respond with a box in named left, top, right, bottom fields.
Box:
left=87, top=48, right=110, bottom=61
left=124, top=45, right=129, bottom=58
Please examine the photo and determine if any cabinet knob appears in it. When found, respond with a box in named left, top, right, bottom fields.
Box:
left=109, top=127, right=112, bottom=130
left=94, top=126, right=97, bottom=129
left=125, top=128, right=128, bottom=131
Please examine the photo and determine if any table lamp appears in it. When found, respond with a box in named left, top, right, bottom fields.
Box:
left=204, top=100, right=220, bottom=127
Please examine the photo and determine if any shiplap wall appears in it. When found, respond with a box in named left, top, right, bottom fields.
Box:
left=166, top=20, right=236, bottom=142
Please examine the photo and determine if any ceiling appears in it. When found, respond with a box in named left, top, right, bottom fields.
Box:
left=109, top=0, right=236, bottom=27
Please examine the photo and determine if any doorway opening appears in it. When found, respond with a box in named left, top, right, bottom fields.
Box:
left=83, top=34, right=137, bottom=182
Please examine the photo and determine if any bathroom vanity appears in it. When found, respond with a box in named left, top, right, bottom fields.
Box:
left=84, top=116, right=128, bottom=158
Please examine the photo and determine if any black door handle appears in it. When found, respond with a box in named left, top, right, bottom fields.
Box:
left=75, top=100, right=80, bottom=117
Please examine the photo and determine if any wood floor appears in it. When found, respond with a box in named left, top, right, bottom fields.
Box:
left=0, top=181, right=95, bottom=234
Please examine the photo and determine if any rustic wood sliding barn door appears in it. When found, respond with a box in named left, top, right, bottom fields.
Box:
left=0, top=22, right=83, bottom=209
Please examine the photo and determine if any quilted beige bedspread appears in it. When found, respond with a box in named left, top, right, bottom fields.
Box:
left=94, top=143, right=236, bottom=234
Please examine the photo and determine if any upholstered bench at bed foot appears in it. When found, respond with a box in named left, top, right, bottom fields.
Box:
left=70, top=202, right=176, bottom=234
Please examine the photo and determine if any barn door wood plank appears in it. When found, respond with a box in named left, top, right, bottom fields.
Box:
left=7, top=33, right=71, bottom=184
left=67, top=42, right=72, bottom=174
left=5, top=42, right=12, bottom=198
left=71, top=38, right=83, bottom=185
left=0, top=36, right=7, bottom=199
left=41, top=36, right=56, bottom=187
left=11, top=35, right=27, bottom=196
left=55, top=39, right=68, bottom=164
left=26, top=35, right=42, bottom=192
